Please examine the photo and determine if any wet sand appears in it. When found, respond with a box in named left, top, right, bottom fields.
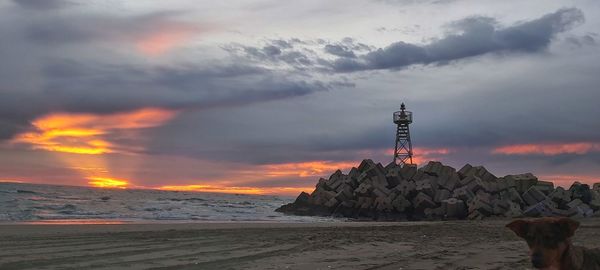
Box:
left=1, top=219, right=600, bottom=270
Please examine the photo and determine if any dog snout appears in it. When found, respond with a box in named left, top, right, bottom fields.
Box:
left=531, top=252, right=545, bottom=268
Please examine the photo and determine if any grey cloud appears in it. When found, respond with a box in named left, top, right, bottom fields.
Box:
left=24, top=11, right=192, bottom=45
left=324, top=44, right=356, bottom=58
left=332, top=8, right=584, bottom=71
left=12, top=0, right=67, bottom=10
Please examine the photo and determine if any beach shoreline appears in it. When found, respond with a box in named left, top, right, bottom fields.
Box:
left=2, top=218, right=600, bottom=269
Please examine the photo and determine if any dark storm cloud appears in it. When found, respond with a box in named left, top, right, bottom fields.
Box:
left=234, top=8, right=584, bottom=73
left=331, top=8, right=584, bottom=71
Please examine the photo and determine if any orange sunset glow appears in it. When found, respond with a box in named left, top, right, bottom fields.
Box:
left=135, top=23, right=201, bottom=56
left=492, top=142, right=600, bottom=156
left=260, top=160, right=358, bottom=178
left=13, top=108, right=177, bottom=155
left=158, top=184, right=311, bottom=196
left=87, top=177, right=129, bottom=189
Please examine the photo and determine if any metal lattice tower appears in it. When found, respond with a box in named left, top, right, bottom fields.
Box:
left=393, top=103, right=414, bottom=166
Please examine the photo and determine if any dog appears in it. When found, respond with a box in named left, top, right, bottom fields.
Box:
left=506, top=217, right=600, bottom=269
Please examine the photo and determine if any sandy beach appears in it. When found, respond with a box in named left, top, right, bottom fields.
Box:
left=1, top=219, right=599, bottom=270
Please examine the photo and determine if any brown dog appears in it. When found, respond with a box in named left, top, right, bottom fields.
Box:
left=506, top=217, right=600, bottom=269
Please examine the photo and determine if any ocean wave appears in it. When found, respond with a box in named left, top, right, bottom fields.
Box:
left=0, top=182, right=334, bottom=223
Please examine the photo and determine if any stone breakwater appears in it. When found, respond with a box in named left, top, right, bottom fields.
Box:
left=276, top=160, right=600, bottom=221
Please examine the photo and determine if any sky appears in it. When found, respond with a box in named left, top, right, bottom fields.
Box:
left=1, top=0, right=599, bottom=195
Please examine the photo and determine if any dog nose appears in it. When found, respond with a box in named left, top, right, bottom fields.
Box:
left=531, top=253, right=544, bottom=268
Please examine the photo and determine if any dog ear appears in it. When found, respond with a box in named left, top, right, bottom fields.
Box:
left=556, top=218, right=580, bottom=238
left=506, top=219, right=529, bottom=238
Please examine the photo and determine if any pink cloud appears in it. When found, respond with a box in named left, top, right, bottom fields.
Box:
left=492, top=142, right=600, bottom=156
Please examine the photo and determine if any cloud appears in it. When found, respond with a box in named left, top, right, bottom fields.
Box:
left=231, top=8, right=584, bottom=73
left=492, top=142, right=600, bottom=156
left=12, top=0, right=67, bottom=10
left=23, top=11, right=205, bottom=55
left=331, top=8, right=584, bottom=71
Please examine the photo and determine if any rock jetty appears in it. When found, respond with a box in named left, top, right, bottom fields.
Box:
left=276, top=160, right=600, bottom=221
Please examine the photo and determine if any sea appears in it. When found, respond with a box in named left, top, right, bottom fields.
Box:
left=0, top=182, right=336, bottom=223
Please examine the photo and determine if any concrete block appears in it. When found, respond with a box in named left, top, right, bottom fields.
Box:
left=453, top=186, right=475, bottom=202
left=391, top=195, right=411, bottom=212
left=373, top=186, right=392, bottom=198
left=394, top=180, right=416, bottom=198
left=400, top=164, right=418, bottom=180
left=324, top=197, right=340, bottom=208
left=424, top=206, right=445, bottom=219
left=371, top=175, right=389, bottom=190
left=504, top=201, right=523, bottom=218
left=464, top=176, right=488, bottom=193
left=522, top=186, right=548, bottom=206
left=412, top=192, right=436, bottom=211
left=468, top=196, right=493, bottom=216
left=354, top=182, right=373, bottom=196
left=549, top=187, right=571, bottom=204
left=572, top=203, right=594, bottom=217
left=442, top=198, right=467, bottom=219
left=458, top=174, right=477, bottom=188
left=569, top=182, right=593, bottom=204
left=500, top=187, right=524, bottom=205
left=415, top=178, right=436, bottom=197
left=434, top=189, right=451, bottom=203
left=458, top=164, right=497, bottom=182
left=535, top=181, right=555, bottom=195
left=506, top=173, right=538, bottom=194
left=468, top=209, right=487, bottom=220
left=348, top=167, right=360, bottom=179
left=438, top=173, right=459, bottom=191
left=357, top=197, right=374, bottom=209
left=421, top=161, right=444, bottom=177
left=492, top=199, right=510, bottom=215
left=374, top=197, right=394, bottom=212
left=524, top=200, right=555, bottom=217
left=589, top=199, right=600, bottom=211
left=458, top=164, right=474, bottom=179
left=567, top=199, right=584, bottom=208
left=384, top=161, right=402, bottom=176
left=498, top=177, right=517, bottom=190
left=358, top=159, right=377, bottom=172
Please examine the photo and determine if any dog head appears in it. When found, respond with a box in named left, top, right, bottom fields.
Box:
left=506, top=217, right=580, bottom=269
